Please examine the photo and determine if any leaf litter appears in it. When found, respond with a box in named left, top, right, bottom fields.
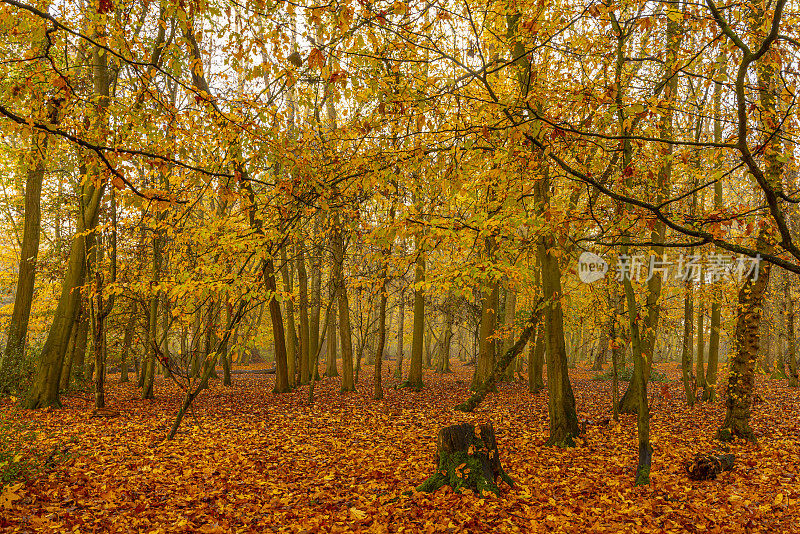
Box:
left=1, top=364, right=799, bottom=533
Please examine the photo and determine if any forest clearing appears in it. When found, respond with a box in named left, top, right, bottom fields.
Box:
left=2, top=364, right=799, bottom=533
left=3, top=0, right=800, bottom=531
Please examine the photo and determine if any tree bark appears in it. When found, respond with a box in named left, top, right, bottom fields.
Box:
left=324, top=295, right=338, bottom=377
left=681, top=280, right=696, bottom=407
left=696, top=280, right=706, bottom=392
left=456, top=311, right=539, bottom=412
left=394, top=289, right=405, bottom=379
left=0, top=99, right=60, bottom=394
left=331, top=215, right=355, bottom=392
left=436, top=293, right=454, bottom=375
left=279, top=246, right=297, bottom=387
left=296, top=243, right=311, bottom=384
left=717, top=231, right=772, bottom=442
left=417, top=423, right=513, bottom=495
left=24, top=9, right=108, bottom=409
left=528, top=321, right=545, bottom=393
left=704, top=50, right=726, bottom=403
left=787, top=275, right=798, bottom=387
left=265, top=258, right=290, bottom=393
left=119, top=312, right=135, bottom=383
left=471, top=276, right=498, bottom=391
left=500, top=286, right=517, bottom=381
left=405, top=240, right=425, bottom=391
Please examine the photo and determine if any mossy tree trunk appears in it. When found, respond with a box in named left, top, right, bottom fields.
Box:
left=471, top=274, right=498, bottom=391
left=500, top=286, right=517, bottom=381
left=696, top=279, right=707, bottom=392
left=436, top=293, right=453, bottom=375
left=704, top=50, right=726, bottom=403
left=787, top=275, right=798, bottom=387
left=118, top=312, right=135, bottom=383
left=394, top=290, right=405, bottom=379
left=279, top=246, right=297, bottom=388
left=0, top=97, right=59, bottom=394
left=324, top=295, right=338, bottom=377
left=331, top=215, right=355, bottom=392
left=456, top=311, right=540, bottom=412
left=528, top=321, right=545, bottom=394
left=296, top=243, right=311, bottom=385
left=372, top=201, right=394, bottom=399
left=718, top=232, right=772, bottom=442
left=417, top=423, right=513, bottom=495
left=24, top=20, right=107, bottom=408
left=681, top=279, right=696, bottom=407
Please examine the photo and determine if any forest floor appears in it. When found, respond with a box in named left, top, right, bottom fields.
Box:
left=1, top=362, right=799, bottom=533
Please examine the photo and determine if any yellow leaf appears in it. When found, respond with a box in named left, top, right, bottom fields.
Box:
left=198, top=524, right=225, bottom=534
left=350, top=507, right=368, bottom=520
left=667, top=10, right=682, bottom=22
left=0, top=483, right=24, bottom=510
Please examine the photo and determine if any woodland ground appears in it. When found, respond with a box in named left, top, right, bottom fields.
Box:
left=1, top=363, right=799, bottom=533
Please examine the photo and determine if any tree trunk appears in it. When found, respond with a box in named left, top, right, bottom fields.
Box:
left=279, top=246, right=297, bottom=388
left=717, top=232, right=772, bottom=442
left=696, top=282, right=706, bottom=393
left=417, top=423, right=513, bottom=495
left=394, top=290, right=405, bottom=379
left=143, top=223, right=162, bottom=400
left=405, top=242, right=425, bottom=391
left=456, top=311, right=539, bottom=412
left=331, top=217, right=355, bottom=392
left=373, top=284, right=388, bottom=400
left=617, top=8, right=678, bottom=415
left=622, top=275, right=652, bottom=485
left=309, top=215, right=323, bottom=378
left=60, top=302, right=84, bottom=390
left=119, top=312, right=135, bottom=383
left=528, top=321, right=545, bottom=393
left=24, top=13, right=108, bottom=408
left=609, top=293, right=621, bottom=422
left=471, top=280, right=498, bottom=390
left=436, top=295, right=453, bottom=375
left=500, top=287, right=517, bottom=381
left=296, top=243, right=311, bottom=385
left=787, top=275, right=799, bottom=387
left=265, top=258, right=290, bottom=393
left=0, top=99, right=59, bottom=394
left=93, top=270, right=107, bottom=409
left=705, top=50, right=726, bottom=403
left=539, top=234, right=579, bottom=447
left=25, top=173, right=102, bottom=408
left=681, top=280, right=696, bottom=407
left=373, top=203, right=394, bottom=399
left=324, top=296, right=338, bottom=377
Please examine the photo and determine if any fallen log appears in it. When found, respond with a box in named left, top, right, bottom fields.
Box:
left=455, top=303, right=543, bottom=412
left=229, top=368, right=276, bottom=375
left=417, top=422, right=513, bottom=495
left=686, top=453, right=734, bottom=480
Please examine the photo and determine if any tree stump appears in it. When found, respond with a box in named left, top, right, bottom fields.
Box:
left=686, top=453, right=734, bottom=480
left=417, top=422, right=513, bottom=495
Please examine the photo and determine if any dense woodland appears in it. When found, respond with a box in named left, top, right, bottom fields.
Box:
left=1, top=0, right=800, bottom=531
